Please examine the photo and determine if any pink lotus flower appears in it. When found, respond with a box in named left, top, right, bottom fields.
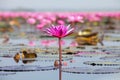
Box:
left=27, top=18, right=36, bottom=24
left=57, top=20, right=65, bottom=25
left=44, top=24, right=74, bottom=80
left=88, top=15, right=101, bottom=22
left=45, top=25, right=74, bottom=38
left=36, top=23, right=45, bottom=29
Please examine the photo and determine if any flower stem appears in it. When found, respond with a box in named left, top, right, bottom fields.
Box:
left=58, top=38, right=62, bottom=80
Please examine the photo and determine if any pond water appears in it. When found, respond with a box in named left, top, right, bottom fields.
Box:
left=0, top=55, right=120, bottom=80
left=0, top=38, right=120, bottom=80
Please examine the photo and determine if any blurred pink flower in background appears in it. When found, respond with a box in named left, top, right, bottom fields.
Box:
left=60, top=40, right=65, bottom=45
left=28, top=41, right=36, bottom=46
left=27, top=18, right=36, bottom=24
left=68, top=15, right=84, bottom=23
left=57, top=20, right=65, bottom=25
left=70, top=41, right=78, bottom=47
left=62, top=62, right=68, bottom=66
left=36, top=15, right=44, bottom=20
left=48, top=16, right=56, bottom=22
left=41, top=19, right=51, bottom=24
left=36, top=24, right=45, bottom=29
left=68, top=16, right=75, bottom=22
left=41, top=40, right=52, bottom=47
left=88, top=15, right=101, bottom=22
left=74, top=16, right=84, bottom=22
